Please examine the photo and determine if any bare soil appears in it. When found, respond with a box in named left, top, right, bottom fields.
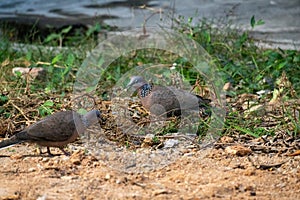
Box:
left=0, top=139, right=299, bottom=200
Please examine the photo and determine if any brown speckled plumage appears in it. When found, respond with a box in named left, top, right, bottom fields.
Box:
left=127, top=76, right=210, bottom=117
left=0, top=110, right=101, bottom=155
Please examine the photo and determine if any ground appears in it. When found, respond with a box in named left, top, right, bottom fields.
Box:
left=1, top=85, right=299, bottom=199
left=0, top=138, right=299, bottom=200
left=0, top=65, right=299, bottom=199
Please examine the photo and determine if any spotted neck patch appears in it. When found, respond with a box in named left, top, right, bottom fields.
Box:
left=139, top=83, right=152, bottom=98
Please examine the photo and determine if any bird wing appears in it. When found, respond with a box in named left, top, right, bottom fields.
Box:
left=151, top=86, right=199, bottom=110
left=24, top=111, right=80, bottom=142
left=170, top=87, right=200, bottom=110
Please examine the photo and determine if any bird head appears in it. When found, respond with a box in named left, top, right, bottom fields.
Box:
left=126, top=76, right=147, bottom=90
left=82, top=109, right=101, bottom=127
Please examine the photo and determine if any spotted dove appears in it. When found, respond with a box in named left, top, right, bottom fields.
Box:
left=0, top=110, right=101, bottom=155
left=127, top=76, right=210, bottom=117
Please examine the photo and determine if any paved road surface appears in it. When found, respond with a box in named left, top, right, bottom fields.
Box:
left=0, top=0, right=299, bottom=49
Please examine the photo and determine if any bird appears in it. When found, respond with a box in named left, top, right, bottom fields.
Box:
left=126, top=76, right=211, bottom=117
left=0, top=110, right=101, bottom=156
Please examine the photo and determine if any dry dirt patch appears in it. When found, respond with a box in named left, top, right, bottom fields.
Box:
left=0, top=142, right=299, bottom=200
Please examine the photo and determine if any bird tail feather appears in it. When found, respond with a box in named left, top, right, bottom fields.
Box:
left=0, top=135, right=22, bottom=149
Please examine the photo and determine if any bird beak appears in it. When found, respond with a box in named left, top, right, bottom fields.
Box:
left=126, top=80, right=134, bottom=89
left=125, top=79, right=136, bottom=92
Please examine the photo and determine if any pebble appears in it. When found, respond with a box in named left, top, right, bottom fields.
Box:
left=12, top=67, right=46, bottom=80
left=225, top=145, right=252, bottom=156
left=105, top=173, right=111, bottom=180
left=41, top=157, right=49, bottom=162
left=36, top=194, right=47, bottom=200
left=183, top=152, right=195, bottom=157
left=163, top=139, right=179, bottom=148
left=28, top=167, right=36, bottom=172
left=152, top=189, right=169, bottom=196
left=61, top=176, right=78, bottom=180
left=116, top=178, right=123, bottom=184
left=143, top=134, right=155, bottom=143
left=71, top=158, right=81, bottom=165
left=10, top=154, right=23, bottom=160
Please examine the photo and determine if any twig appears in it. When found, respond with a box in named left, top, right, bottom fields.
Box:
left=25, top=68, right=32, bottom=95
left=8, top=100, right=30, bottom=122
left=36, top=61, right=65, bottom=69
left=247, top=156, right=289, bottom=170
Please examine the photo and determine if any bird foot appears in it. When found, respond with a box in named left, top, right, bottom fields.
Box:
left=37, top=146, right=54, bottom=157
left=59, top=147, right=71, bottom=156
left=46, top=147, right=56, bottom=157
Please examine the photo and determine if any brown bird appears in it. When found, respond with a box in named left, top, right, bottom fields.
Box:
left=0, top=110, right=101, bottom=156
left=126, top=76, right=210, bottom=117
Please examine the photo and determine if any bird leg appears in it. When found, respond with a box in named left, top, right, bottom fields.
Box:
left=36, top=146, right=42, bottom=155
left=46, top=147, right=70, bottom=156
left=58, top=147, right=71, bottom=156
left=46, top=147, right=55, bottom=157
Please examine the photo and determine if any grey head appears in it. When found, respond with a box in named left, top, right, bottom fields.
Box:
left=81, top=109, right=101, bottom=127
left=126, top=76, right=148, bottom=89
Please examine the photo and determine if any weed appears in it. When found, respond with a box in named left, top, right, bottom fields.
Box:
left=38, top=100, right=54, bottom=117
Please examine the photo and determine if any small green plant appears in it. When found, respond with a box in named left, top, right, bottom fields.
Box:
left=152, top=136, right=161, bottom=144
left=232, top=125, right=273, bottom=138
left=0, top=95, right=9, bottom=118
left=157, top=120, right=179, bottom=135
left=0, top=94, right=8, bottom=105
left=44, top=52, right=76, bottom=93
left=250, top=15, right=265, bottom=28
left=44, top=26, right=72, bottom=47
left=38, top=100, right=54, bottom=117
left=196, top=118, right=210, bottom=137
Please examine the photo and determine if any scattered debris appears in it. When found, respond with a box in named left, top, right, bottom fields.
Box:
left=225, top=145, right=252, bottom=156
left=12, top=67, right=46, bottom=80
left=247, top=156, right=289, bottom=170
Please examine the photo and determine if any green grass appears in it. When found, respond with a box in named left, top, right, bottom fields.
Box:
left=0, top=16, right=299, bottom=140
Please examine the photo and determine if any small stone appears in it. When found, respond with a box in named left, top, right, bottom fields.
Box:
left=116, top=179, right=121, bottom=184
left=62, top=156, right=70, bottom=161
left=42, top=157, right=49, bottom=162
left=28, top=167, right=36, bottom=172
left=250, top=190, right=256, bottom=196
left=223, top=82, right=232, bottom=91
left=36, top=194, right=47, bottom=200
left=116, top=178, right=124, bottom=184
left=105, top=173, right=111, bottom=180
left=180, top=149, right=190, bottom=154
left=153, top=189, right=169, bottom=196
left=225, top=145, right=252, bottom=156
left=71, top=158, right=81, bottom=165
left=61, top=176, right=78, bottom=180
left=12, top=67, right=46, bottom=80
left=163, top=139, right=179, bottom=148
left=219, top=136, right=234, bottom=143
left=10, top=154, right=23, bottom=160
left=183, top=152, right=195, bottom=157
left=244, top=168, right=256, bottom=176
left=142, top=134, right=155, bottom=147
left=143, top=134, right=155, bottom=143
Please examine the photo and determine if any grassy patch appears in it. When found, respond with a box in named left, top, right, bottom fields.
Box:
left=0, top=16, right=299, bottom=143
